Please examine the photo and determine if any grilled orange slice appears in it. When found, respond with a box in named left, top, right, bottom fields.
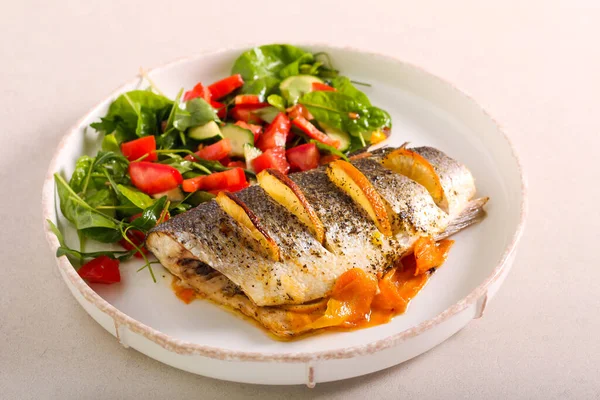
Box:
left=381, top=148, right=445, bottom=208
left=257, top=169, right=325, bottom=244
left=215, top=191, right=280, bottom=261
left=326, top=160, right=393, bottom=236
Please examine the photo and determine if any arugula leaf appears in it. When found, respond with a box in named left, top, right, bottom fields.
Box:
left=267, top=95, right=286, bottom=111
left=47, top=220, right=132, bottom=266
left=116, top=185, right=155, bottom=210
left=90, top=90, right=173, bottom=141
left=173, top=98, right=219, bottom=131
left=331, top=76, right=371, bottom=106
left=310, top=140, right=349, bottom=161
left=299, top=91, right=391, bottom=138
left=55, top=173, right=122, bottom=243
left=232, top=44, right=310, bottom=95
left=131, top=196, right=168, bottom=232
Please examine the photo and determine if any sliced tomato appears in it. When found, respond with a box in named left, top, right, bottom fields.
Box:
left=183, top=82, right=212, bottom=102
left=251, top=147, right=290, bottom=175
left=256, top=113, right=291, bottom=152
left=312, top=82, right=336, bottom=92
left=207, top=181, right=249, bottom=195
left=182, top=168, right=247, bottom=193
left=287, top=104, right=314, bottom=120
left=208, top=74, right=244, bottom=99
left=184, top=139, right=232, bottom=161
left=118, top=229, right=148, bottom=259
left=129, top=162, right=183, bottom=195
left=210, top=100, right=227, bottom=119
left=78, top=256, right=121, bottom=284
left=292, top=116, right=341, bottom=148
left=230, top=103, right=268, bottom=124
left=227, top=160, right=246, bottom=168
left=120, top=136, right=157, bottom=162
left=219, top=156, right=231, bottom=166
left=286, top=143, right=320, bottom=172
left=235, top=121, right=263, bottom=141
left=234, top=94, right=261, bottom=105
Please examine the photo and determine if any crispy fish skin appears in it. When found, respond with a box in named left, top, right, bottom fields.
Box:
left=147, top=146, right=480, bottom=309
left=350, top=157, right=449, bottom=236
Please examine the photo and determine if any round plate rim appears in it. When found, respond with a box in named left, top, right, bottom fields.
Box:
left=41, top=42, right=528, bottom=363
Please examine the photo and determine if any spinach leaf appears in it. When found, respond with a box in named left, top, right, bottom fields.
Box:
left=331, top=76, right=371, bottom=106
left=279, top=53, right=314, bottom=79
left=90, top=90, right=173, bottom=141
left=267, top=95, right=286, bottom=111
left=116, top=185, right=155, bottom=210
left=173, top=98, right=219, bottom=131
left=55, top=173, right=122, bottom=243
left=253, top=106, right=280, bottom=123
left=47, top=220, right=132, bottom=266
left=185, top=191, right=215, bottom=207
left=232, top=44, right=310, bottom=95
left=101, top=133, right=120, bottom=153
left=69, top=156, right=94, bottom=194
left=131, top=196, right=168, bottom=232
left=86, top=188, right=117, bottom=218
left=299, top=91, right=391, bottom=138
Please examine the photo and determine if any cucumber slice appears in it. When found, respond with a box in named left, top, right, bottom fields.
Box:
left=188, top=121, right=222, bottom=141
left=280, top=75, right=324, bottom=105
left=320, top=123, right=351, bottom=152
left=221, top=124, right=254, bottom=157
left=243, top=143, right=262, bottom=172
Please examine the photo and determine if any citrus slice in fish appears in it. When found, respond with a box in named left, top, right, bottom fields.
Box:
left=257, top=169, right=325, bottom=244
left=326, top=160, right=393, bottom=236
left=381, top=148, right=445, bottom=208
left=215, top=191, right=280, bottom=261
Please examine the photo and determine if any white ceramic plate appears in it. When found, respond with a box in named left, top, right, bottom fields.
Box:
left=42, top=44, right=526, bottom=386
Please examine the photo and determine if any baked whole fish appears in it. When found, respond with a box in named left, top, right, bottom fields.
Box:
left=146, top=146, right=488, bottom=337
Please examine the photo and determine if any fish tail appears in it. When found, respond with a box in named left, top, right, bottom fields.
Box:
left=435, top=197, right=489, bottom=240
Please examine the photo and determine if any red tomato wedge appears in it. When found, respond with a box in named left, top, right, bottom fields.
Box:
left=287, top=104, right=314, bottom=120
left=118, top=229, right=148, bottom=258
left=184, top=139, right=232, bottom=161
left=182, top=168, right=247, bottom=193
left=286, top=143, right=321, bottom=172
left=235, top=121, right=263, bottom=141
left=227, top=160, right=247, bottom=169
left=251, top=147, right=290, bottom=175
left=256, top=113, right=291, bottom=152
left=234, top=94, right=261, bottom=105
left=129, top=162, right=183, bottom=195
left=292, top=116, right=341, bottom=148
left=208, top=74, right=244, bottom=99
left=210, top=100, right=227, bottom=119
left=207, top=181, right=249, bottom=195
left=120, top=136, right=157, bottom=162
left=230, top=103, right=268, bottom=124
left=312, top=82, right=336, bottom=92
left=183, top=82, right=212, bottom=102
left=78, top=256, right=121, bottom=284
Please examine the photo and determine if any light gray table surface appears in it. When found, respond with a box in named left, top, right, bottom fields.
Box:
left=1, top=1, right=598, bottom=398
